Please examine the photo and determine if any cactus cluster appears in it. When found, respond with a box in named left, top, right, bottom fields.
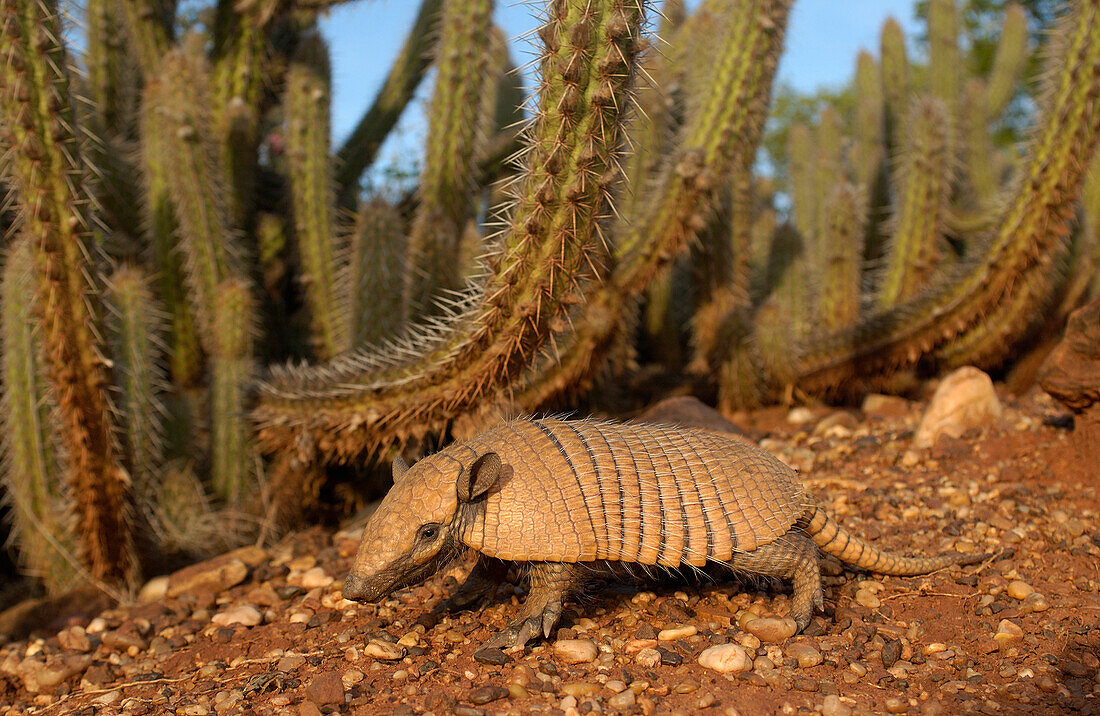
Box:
left=1, top=0, right=1097, bottom=598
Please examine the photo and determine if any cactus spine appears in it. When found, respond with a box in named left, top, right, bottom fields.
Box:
left=0, top=0, right=136, bottom=583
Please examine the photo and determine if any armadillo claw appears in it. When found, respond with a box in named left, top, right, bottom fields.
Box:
left=483, top=600, right=564, bottom=652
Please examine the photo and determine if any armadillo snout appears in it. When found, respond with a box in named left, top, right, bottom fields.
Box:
left=342, top=572, right=386, bottom=602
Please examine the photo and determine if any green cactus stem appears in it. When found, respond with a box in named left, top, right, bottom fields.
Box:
left=344, top=198, right=408, bottom=346
left=284, top=32, right=345, bottom=359
left=104, top=266, right=167, bottom=515
left=255, top=0, right=647, bottom=461
left=927, top=0, right=960, bottom=150
left=335, top=0, right=444, bottom=202
left=880, top=17, right=909, bottom=156
left=405, top=0, right=494, bottom=315
left=982, top=3, right=1029, bottom=120
left=210, top=278, right=257, bottom=505
left=877, top=95, right=953, bottom=308
left=0, top=0, right=136, bottom=584
left=817, top=181, right=866, bottom=331
left=0, top=238, right=81, bottom=592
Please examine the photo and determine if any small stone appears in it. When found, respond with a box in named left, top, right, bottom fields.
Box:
left=657, top=625, right=696, bottom=641
left=469, top=686, right=508, bottom=705
left=560, top=683, right=600, bottom=698
left=821, top=694, right=851, bottom=716
left=744, top=617, right=797, bottom=643
left=656, top=646, right=682, bottom=666
left=635, top=648, right=661, bottom=668
left=211, top=605, right=262, bottom=628
left=884, top=697, right=907, bottom=713
left=881, top=639, right=902, bottom=668
left=473, top=648, right=510, bottom=666
left=607, top=689, right=636, bottom=710
left=277, top=655, right=306, bottom=671
left=814, top=411, right=859, bottom=436
left=1019, top=592, right=1050, bottom=613
left=364, top=639, right=406, bottom=661
left=787, top=407, right=815, bottom=425
left=305, top=670, right=345, bottom=706
left=1006, top=580, right=1034, bottom=600
left=785, top=643, right=822, bottom=668
left=507, top=683, right=528, bottom=700
left=342, top=669, right=365, bottom=687
left=697, top=644, right=752, bottom=674
left=854, top=589, right=881, bottom=609
left=92, top=689, right=121, bottom=706
left=137, top=575, right=170, bottom=603
left=554, top=639, right=598, bottom=664
left=292, top=567, right=333, bottom=589
left=994, top=619, right=1023, bottom=647
left=166, top=557, right=248, bottom=598
left=57, top=627, right=92, bottom=653
left=913, top=367, right=1002, bottom=448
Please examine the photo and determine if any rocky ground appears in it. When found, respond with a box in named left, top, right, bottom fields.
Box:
left=0, top=377, right=1097, bottom=716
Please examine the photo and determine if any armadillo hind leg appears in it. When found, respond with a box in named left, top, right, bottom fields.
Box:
left=729, top=531, right=823, bottom=631
left=482, top=562, right=583, bottom=651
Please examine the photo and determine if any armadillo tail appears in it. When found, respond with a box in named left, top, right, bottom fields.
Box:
left=803, top=506, right=990, bottom=576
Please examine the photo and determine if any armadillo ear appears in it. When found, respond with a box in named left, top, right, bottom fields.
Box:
left=392, top=456, right=410, bottom=482
left=457, top=452, right=501, bottom=502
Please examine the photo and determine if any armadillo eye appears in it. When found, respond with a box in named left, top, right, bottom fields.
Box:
left=417, top=523, right=441, bottom=542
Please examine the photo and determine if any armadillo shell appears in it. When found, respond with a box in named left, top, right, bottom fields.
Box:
left=458, top=418, right=809, bottom=567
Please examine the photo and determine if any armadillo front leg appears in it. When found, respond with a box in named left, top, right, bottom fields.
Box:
left=420, top=556, right=509, bottom=629
left=729, top=531, right=824, bottom=631
left=482, top=562, right=582, bottom=651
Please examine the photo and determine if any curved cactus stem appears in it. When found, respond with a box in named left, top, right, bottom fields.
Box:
left=255, top=0, right=647, bottom=461
left=335, top=0, right=444, bottom=202
left=0, top=238, right=81, bottom=592
left=0, top=0, right=136, bottom=584
left=982, top=3, right=1029, bottom=121
left=284, top=32, right=345, bottom=359
left=791, top=1, right=1100, bottom=399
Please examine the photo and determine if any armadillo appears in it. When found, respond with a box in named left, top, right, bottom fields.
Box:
left=342, top=417, right=987, bottom=649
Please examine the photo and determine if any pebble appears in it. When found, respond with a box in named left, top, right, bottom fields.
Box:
left=787, top=407, right=815, bottom=425
left=1006, top=580, right=1034, bottom=600
left=57, top=627, right=92, bottom=653
left=854, top=589, right=881, bottom=609
left=913, top=367, right=1002, bottom=448
left=881, top=639, right=902, bottom=668
left=785, top=643, right=822, bottom=668
left=473, top=648, right=510, bottom=666
left=342, top=669, right=365, bottom=686
left=994, top=619, right=1023, bottom=647
left=697, top=644, right=752, bottom=674
left=468, top=686, right=508, bottom=705
left=884, top=697, right=907, bottom=713
left=744, top=617, right=797, bottom=643
left=1019, top=592, right=1050, bottom=614
left=364, top=639, right=406, bottom=661
left=821, top=694, right=851, bottom=716
left=636, top=648, right=661, bottom=668
left=166, top=557, right=248, bottom=598
left=293, top=567, right=333, bottom=589
left=137, top=575, right=170, bottom=602
left=561, top=682, right=600, bottom=697
left=18, top=655, right=93, bottom=693
left=304, top=671, right=345, bottom=706
left=211, top=605, right=262, bottom=628
left=607, top=689, right=636, bottom=709
left=657, top=625, right=696, bottom=641
left=554, top=639, right=598, bottom=664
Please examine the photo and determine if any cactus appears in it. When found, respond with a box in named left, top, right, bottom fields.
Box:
left=343, top=198, right=409, bottom=346
left=284, top=32, right=344, bottom=359
left=405, top=0, right=494, bottom=315
left=335, top=0, right=444, bottom=201
left=791, top=0, right=1100, bottom=397
left=255, top=0, right=648, bottom=459
left=0, top=238, right=81, bottom=591
left=818, top=181, right=866, bottom=331
left=0, top=0, right=136, bottom=584
left=880, top=17, right=909, bottom=156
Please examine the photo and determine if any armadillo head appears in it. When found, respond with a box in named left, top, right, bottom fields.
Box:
left=342, top=448, right=502, bottom=603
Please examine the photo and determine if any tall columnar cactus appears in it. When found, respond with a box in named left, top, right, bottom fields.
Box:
left=880, top=17, right=909, bottom=157
left=405, top=0, right=495, bottom=315
left=255, top=0, right=648, bottom=460
left=791, top=0, right=1100, bottom=398
left=0, top=0, right=136, bottom=584
left=343, top=198, right=409, bottom=347
left=284, top=32, right=345, bottom=359
left=0, top=238, right=81, bottom=591
left=877, top=95, right=953, bottom=308
left=927, top=0, right=960, bottom=152
left=104, top=266, right=167, bottom=515
left=818, top=181, right=866, bottom=331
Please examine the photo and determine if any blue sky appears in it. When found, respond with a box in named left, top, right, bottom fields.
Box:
left=320, top=1, right=922, bottom=180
